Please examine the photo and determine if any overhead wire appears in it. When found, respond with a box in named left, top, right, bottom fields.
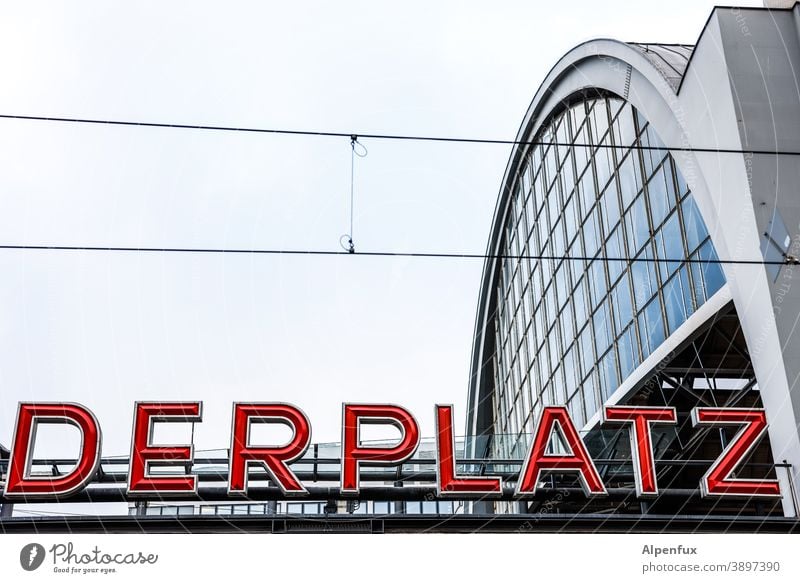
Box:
left=0, top=113, right=795, bottom=268
left=1, top=113, right=799, bottom=156
left=0, top=243, right=792, bottom=267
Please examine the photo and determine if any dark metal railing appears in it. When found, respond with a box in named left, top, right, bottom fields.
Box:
left=0, top=455, right=793, bottom=508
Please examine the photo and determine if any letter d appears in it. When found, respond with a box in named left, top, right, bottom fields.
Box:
left=5, top=403, right=101, bottom=499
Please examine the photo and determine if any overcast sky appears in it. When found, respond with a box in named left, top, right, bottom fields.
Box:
left=0, top=0, right=760, bottom=470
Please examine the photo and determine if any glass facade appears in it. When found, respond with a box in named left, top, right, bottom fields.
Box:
left=491, top=95, right=725, bottom=459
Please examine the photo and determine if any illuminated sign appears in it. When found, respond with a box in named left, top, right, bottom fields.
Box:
left=2, top=402, right=781, bottom=500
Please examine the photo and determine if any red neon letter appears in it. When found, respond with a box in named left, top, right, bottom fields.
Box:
left=341, top=404, right=420, bottom=494
left=692, top=407, right=781, bottom=497
left=436, top=404, right=501, bottom=496
left=516, top=406, right=606, bottom=497
left=602, top=406, right=677, bottom=496
left=5, top=403, right=101, bottom=499
left=228, top=403, right=311, bottom=495
left=127, top=402, right=202, bottom=495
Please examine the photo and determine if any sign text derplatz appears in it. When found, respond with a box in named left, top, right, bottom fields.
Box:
left=2, top=402, right=782, bottom=500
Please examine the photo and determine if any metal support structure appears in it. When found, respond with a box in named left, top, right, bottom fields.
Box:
left=1, top=513, right=797, bottom=534
left=0, top=485, right=704, bottom=505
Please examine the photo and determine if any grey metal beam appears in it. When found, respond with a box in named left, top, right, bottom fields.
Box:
left=0, top=485, right=702, bottom=504
left=1, top=513, right=797, bottom=534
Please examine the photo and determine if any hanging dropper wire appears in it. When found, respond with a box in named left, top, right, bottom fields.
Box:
left=340, top=135, right=368, bottom=254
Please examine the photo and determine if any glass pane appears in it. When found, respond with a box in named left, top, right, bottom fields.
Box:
left=631, top=246, right=658, bottom=310
left=612, top=273, right=634, bottom=332
left=614, top=103, right=637, bottom=147
left=678, top=265, right=694, bottom=318
left=618, top=325, right=637, bottom=379
left=555, top=263, right=568, bottom=309
left=605, top=225, right=625, bottom=283
left=573, top=277, right=587, bottom=323
left=682, top=195, right=707, bottom=255
left=584, top=208, right=601, bottom=257
left=591, top=102, right=609, bottom=142
left=644, top=297, right=666, bottom=350
left=628, top=195, right=650, bottom=253
left=599, top=349, right=619, bottom=401
left=563, top=345, right=577, bottom=393
left=405, top=502, right=422, bottom=515
left=593, top=301, right=613, bottom=355
left=617, top=151, right=641, bottom=210
left=582, top=373, right=598, bottom=418
left=552, top=217, right=565, bottom=258
left=579, top=324, right=595, bottom=377
left=642, top=126, right=667, bottom=177
left=564, top=195, right=578, bottom=243
left=579, top=169, right=596, bottom=217
left=647, top=163, right=671, bottom=228
left=548, top=324, right=560, bottom=373
left=561, top=302, right=575, bottom=344
left=657, top=210, right=684, bottom=279
left=690, top=256, right=707, bottom=304
left=601, top=179, right=620, bottom=234
left=547, top=365, right=560, bottom=404
left=700, top=241, right=725, bottom=296
left=569, top=396, right=586, bottom=428
left=663, top=272, right=688, bottom=334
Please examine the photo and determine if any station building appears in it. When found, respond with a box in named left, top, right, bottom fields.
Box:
left=465, top=2, right=800, bottom=518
